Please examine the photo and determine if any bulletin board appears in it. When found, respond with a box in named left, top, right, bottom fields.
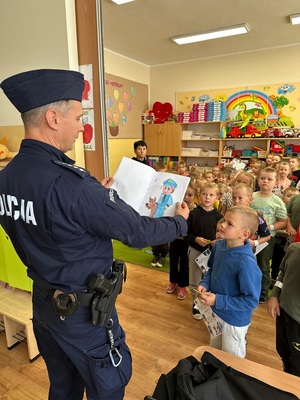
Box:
left=176, top=82, right=300, bottom=128
left=105, top=73, right=148, bottom=138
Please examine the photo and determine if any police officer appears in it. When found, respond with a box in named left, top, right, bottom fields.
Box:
left=0, top=69, right=189, bottom=400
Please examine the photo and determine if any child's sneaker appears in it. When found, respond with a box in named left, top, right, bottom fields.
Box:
left=151, top=256, right=159, bottom=267
left=156, top=257, right=165, bottom=268
left=192, top=300, right=202, bottom=320
left=166, top=282, right=178, bottom=294
left=177, top=287, right=187, bottom=300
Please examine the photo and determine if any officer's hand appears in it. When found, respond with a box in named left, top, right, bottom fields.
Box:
left=174, top=201, right=189, bottom=220
left=100, top=176, right=114, bottom=188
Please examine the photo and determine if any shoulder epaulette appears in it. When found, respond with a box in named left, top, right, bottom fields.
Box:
left=53, top=160, right=89, bottom=178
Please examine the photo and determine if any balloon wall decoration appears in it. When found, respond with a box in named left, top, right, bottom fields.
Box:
left=106, top=85, right=136, bottom=136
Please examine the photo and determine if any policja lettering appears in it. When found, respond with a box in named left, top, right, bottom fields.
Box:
left=0, top=194, right=37, bottom=225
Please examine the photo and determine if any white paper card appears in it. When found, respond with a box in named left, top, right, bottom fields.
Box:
left=111, top=157, right=190, bottom=217
left=195, top=248, right=211, bottom=273
left=196, top=298, right=223, bottom=338
left=254, top=242, right=268, bottom=255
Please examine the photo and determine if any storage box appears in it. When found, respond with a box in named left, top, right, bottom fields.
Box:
left=199, top=149, right=209, bottom=156
left=181, top=147, right=200, bottom=156
left=182, top=130, right=193, bottom=139
left=232, top=150, right=242, bottom=157
left=223, top=150, right=232, bottom=157
left=242, top=150, right=253, bottom=156
left=258, top=151, right=267, bottom=157
left=209, top=150, right=219, bottom=156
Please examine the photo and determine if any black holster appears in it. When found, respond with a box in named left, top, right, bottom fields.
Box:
left=89, top=259, right=126, bottom=327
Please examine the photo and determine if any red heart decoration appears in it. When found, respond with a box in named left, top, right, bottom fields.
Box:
left=152, top=101, right=173, bottom=123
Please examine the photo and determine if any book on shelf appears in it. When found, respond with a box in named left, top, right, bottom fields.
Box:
left=111, top=157, right=190, bottom=217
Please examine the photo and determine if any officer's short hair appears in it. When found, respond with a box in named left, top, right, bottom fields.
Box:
left=21, top=100, right=72, bottom=127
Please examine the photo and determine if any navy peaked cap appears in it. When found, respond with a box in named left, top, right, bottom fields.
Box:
left=1, top=69, right=84, bottom=113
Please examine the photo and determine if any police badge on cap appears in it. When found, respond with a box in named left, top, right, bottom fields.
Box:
left=0, top=69, right=84, bottom=113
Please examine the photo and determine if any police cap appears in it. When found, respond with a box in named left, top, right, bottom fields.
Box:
left=163, top=178, right=177, bottom=189
left=0, top=69, right=84, bottom=113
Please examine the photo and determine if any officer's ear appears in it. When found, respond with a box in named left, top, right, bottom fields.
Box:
left=45, top=108, right=59, bottom=131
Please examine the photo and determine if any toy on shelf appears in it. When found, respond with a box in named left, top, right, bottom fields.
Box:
left=223, top=145, right=234, bottom=157
left=270, top=140, right=285, bottom=154
left=285, top=144, right=300, bottom=157
left=141, top=110, right=155, bottom=124
left=149, top=101, right=173, bottom=124
left=226, top=123, right=262, bottom=138
left=261, top=127, right=299, bottom=138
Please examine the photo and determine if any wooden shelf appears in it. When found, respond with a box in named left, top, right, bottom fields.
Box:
left=144, top=122, right=300, bottom=168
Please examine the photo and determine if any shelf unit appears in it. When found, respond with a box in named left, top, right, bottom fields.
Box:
left=144, top=122, right=300, bottom=169
left=180, top=122, right=225, bottom=168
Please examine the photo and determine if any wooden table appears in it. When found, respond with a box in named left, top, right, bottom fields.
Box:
left=193, top=346, right=300, bottom=398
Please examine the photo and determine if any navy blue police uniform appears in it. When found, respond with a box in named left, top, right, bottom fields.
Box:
left=0, top=70, right=188, bottom=400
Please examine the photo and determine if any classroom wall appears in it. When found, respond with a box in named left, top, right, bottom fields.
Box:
left=104, top=49, right=150, bottom=174
left=104, top=45, right=300, bottom=174
left=0, top=0, right=84, bottom=166
left=149, top=45, right=300, bottom=107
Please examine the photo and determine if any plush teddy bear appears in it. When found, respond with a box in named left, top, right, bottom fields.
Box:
left=0, top=137, right=12, bottom=160
left=149, top=101, right=173, bottom=124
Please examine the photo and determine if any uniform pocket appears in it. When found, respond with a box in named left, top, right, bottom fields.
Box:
left=84, top=329, right=132, bottom=396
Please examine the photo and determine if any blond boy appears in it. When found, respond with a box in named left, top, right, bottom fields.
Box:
left=198, top=205, right=261, bottom=358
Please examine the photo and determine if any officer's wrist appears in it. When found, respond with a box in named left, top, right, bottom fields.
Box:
left=253, top=240, right=259, bottom=247
left=269, top=224, right=275, bottom=231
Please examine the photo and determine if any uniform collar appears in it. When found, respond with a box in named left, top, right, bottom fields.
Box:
left=20, top=139, right=75, bottom=164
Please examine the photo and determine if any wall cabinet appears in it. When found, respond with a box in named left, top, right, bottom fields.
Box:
left=144, top=122, right=182, bottom=156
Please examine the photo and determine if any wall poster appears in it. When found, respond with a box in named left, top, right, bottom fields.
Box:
left=105, top=73, right=148, bottom=139
left=79, top=64, right=95, bottom=151
left=176, top=83, right=300, bottom=129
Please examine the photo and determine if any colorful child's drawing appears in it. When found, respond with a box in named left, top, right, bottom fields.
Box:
left=153, top=178, right=177, bottom=218
left=145, top=196, right=157, bottom=218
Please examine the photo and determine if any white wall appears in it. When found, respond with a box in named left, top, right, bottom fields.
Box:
left=0, top=0, right=84, bottom=166
left=149, top=45, right=300, bottom=107
left=0, top=0, right=78, bottom=126
left=104, top=49, right=150, bottom=86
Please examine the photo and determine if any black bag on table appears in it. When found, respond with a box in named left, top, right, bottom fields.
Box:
left=144, top=351, right=298, bottom=400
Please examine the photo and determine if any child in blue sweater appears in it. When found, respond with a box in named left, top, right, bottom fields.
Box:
left=198, top=205, right=262, bottom=358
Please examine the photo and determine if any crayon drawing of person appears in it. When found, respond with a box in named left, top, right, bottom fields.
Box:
left=154, top=178, right=177, bottom=218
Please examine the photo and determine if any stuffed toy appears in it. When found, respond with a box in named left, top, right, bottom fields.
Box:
left=149, top=101, right=173, bottom=124
left=0, top=137, right=12, bottom=160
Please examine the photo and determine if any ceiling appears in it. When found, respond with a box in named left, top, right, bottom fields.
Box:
left=101, top=0, right=300, bottom=67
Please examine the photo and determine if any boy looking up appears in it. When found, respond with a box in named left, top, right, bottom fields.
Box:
left=198, top=205, right=262, bottom=358
left=132, top=140, right=149, bottom=165
left=250, top=168, right=287, bottom=303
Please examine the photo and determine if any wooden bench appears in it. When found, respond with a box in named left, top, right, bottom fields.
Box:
left=0, top=284, right=39, bottom=362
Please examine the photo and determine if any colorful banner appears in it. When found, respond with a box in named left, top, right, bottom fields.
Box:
left=176, top=83, right=300, bottom=128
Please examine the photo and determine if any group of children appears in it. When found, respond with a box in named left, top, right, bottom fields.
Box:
left=168, top=157, right=300, bottom=368
left=132, top=140, right=300, bottom=373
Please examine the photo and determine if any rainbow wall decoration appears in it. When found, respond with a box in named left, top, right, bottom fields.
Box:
left=176, top=82, right=300, bottom=128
